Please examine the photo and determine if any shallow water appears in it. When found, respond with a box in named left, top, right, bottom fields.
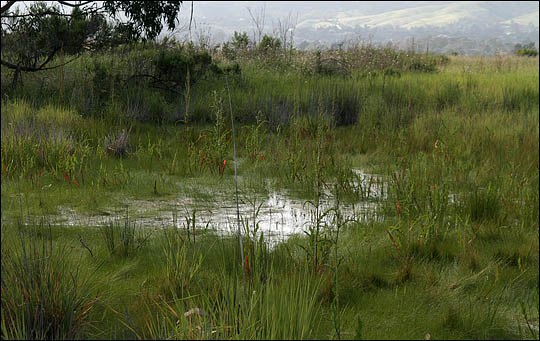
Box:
left=28, top=169, right=386, bottom=246
left=168, top=187, right=382, bottom=246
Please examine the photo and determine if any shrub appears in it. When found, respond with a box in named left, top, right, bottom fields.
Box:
left=516, top=49, right=538, bottom=57
left=315, top=51, right=350, bottom=76
left=222, top=31, right=251, bottom=60
left=259, top=35, right=281, bottom=54
left=435, top=80, right=462, bottom=110
left=153, top=47, right=214, bottom=91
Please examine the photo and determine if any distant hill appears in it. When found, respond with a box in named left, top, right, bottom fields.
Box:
left=175, top=1, right=539, bottom=55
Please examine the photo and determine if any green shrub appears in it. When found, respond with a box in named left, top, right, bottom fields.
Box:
left=222, top=31, right=251, bottom=60
left=153, top=48, right=213, bottom=89
left=516, top=49, right=538, bottom=57
left=259, top=35, right=281, bottom=54
left=328, top=89, right=359, bottom=126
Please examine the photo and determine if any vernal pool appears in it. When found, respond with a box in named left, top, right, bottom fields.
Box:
left=38, top=169, right=387, bottom=246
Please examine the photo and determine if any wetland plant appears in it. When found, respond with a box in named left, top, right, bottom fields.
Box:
left=100, top=208, right=152, bottom=256
left=104, top=126, right=132, bottom=158
left=1, top=220, right=98, bottom=340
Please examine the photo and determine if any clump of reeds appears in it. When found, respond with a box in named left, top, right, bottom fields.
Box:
left=100, top=208, right=152, bottom=256
left=1, top=220, right=98, bottom=340
left=464, top=185, right=502, bottom=223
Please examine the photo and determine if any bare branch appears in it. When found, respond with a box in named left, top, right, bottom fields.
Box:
left=189, top=1, right=193, bottom=32
left=275, top=11, right=298, bottom=53
left=36, top=46, right=62, bottom=70
left=247, top=4, right=266, bottom=45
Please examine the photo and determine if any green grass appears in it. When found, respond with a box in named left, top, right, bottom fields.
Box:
left=1, top=48, right=539, bottom=339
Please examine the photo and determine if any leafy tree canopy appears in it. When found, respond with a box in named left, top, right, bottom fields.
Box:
left=1, top=1, right=184, bottom=81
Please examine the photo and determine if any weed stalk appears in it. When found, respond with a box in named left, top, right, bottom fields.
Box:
left=226, top=73, right=247, bottom=287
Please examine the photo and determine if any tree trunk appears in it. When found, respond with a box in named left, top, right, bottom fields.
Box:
left=11, top=66, right=22, bottom=90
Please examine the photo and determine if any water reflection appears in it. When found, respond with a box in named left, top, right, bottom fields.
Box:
left=31, top=169, right=386, bottom=246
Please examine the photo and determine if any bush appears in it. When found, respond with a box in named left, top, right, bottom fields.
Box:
left=435, top=81, right=462, bottom=110
left=259, top=35, right=281, bottom=54
left=314, top=51, right=350, bottom=76
left=153, top=47, right=214, bottom=90
left=222, top=31, right=251, bottom=60
left=516, top=49, right=538, bottom=57
left=328, top=89, right=360, bottom=126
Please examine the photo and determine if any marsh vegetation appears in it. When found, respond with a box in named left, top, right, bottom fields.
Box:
left=1, top=38, right=539, bottom=339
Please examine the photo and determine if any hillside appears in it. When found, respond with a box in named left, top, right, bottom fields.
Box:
left=175, top=1, right=539, bottom=55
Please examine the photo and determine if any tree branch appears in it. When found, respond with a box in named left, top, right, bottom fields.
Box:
left=36, top=46, right=62, bottom=70
left=0, top=1, right=17, bottom=15
left=2, top=10, right=74, bottom=18
left=57, top=1, right=94, bottom=8
left=189, top=1, right=193, bottom=32
left=1, top=53, right=82, bottom=72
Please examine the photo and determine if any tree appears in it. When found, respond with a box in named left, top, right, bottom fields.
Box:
left=275, top=12, right=298, bottom=54
left=246, top=4, right=266, bottom=45
left=1, top=1, right=184, bottom=88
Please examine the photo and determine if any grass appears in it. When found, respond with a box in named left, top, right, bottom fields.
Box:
left=1, top=219, right=100, bottom=340
left=1, top=46, right=539, bottom=339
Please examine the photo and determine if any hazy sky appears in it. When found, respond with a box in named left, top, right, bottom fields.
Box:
left=2, top=1, right=538, bottom=46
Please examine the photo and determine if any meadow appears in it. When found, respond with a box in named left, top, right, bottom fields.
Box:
left=1, top=43, right=539, bottom=340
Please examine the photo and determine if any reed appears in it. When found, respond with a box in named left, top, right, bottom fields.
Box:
left=1, top=220, right=99, bottom=340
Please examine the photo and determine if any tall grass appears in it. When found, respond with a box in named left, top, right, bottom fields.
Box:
left=142, top=234, right=323, bottom=340
left=1, top=220, right=98, bottom=340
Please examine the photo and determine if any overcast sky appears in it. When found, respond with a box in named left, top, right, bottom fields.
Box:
left=2, top=1, right=538, bottom=46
